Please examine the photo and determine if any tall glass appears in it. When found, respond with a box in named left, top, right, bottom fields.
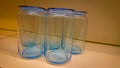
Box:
left=72, top=11, right=87, bottom=54
left=18, top=6, right=45, bottom=58
left=44, top=8, right=73, bottom=64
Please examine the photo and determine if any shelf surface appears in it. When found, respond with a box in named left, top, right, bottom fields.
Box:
left=0, top=35, right=120, bottom=68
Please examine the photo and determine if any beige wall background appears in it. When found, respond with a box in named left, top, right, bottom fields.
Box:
left=0, top=0, right=120, bottom=45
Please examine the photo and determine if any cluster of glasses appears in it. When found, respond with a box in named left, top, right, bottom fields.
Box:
left=18, top=5, right=87, bottom=64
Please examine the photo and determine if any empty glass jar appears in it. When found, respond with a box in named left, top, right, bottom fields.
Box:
left=44, top=8, right=74, bottom=64
left=18, top=6, right=45, bottom=58
left=72, top=11, right=87, bottom=54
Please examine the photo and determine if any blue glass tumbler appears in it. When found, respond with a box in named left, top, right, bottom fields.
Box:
left=44, top=8, right=74, bottom=64
left=18, top=6, right=45, bottom=58
left=72, top=11, right=88, bottom=54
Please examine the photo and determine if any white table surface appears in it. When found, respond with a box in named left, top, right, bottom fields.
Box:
left=0, top=35, right=120, bottom=68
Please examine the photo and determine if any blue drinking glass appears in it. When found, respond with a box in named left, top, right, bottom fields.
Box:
left=72, top=11, right=88, bottom=54
left=18, top=5, right=45, bottom=58
left=44, top=8, right=74, bottom=64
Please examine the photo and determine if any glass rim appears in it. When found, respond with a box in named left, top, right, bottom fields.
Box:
left=48, top=7, right=74, bottom=10
left=47, top=8, right=74, bottom=12
left=73, top=10, right=87, bottom=15
left=19, top=5, right=45, bottom=12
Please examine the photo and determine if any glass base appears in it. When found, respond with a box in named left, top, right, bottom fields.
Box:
left=22, top=46, right=42, bottom=58
left=72, top=46, right=81, bottom=54
left=20, top=41, right=43, bottom=58
left=49, top=43, right=60, bottom=50
left=47, top=44, right=82, bottom=55
left=45, top=50, right=70, bottom=64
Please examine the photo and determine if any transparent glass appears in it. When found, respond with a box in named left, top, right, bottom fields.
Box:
left=18, top=6, right=45, bottom=58
left=44, top=8, right=73, bottom=64
left=72, top=11, right=88, bottom=54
